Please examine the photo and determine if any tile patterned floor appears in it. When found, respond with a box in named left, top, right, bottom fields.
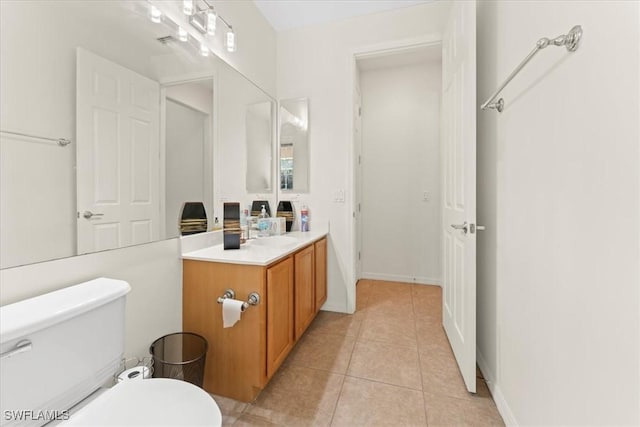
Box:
left=212, top=280, right=504, bottom=426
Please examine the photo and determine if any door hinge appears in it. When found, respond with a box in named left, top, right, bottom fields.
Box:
left=358, top=251, right=361, bottom=260
left=358, top=106, right=362, bottom=116
left=358, top=203, right=361, bottom=212
left=358, top=155, right=361, bottom=165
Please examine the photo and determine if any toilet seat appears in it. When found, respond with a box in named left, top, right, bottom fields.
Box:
left=62, top=378, right=222, bottom=426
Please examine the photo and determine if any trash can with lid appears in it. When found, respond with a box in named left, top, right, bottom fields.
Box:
left=149, top=332, right=208, bottom=388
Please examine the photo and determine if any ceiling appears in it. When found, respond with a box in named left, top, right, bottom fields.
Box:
left=253, top=0, right=433, bottom=32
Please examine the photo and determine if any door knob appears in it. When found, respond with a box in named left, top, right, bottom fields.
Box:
left=450, top=222, right=468, bottom=233
left=469, top=224, right=486, bottom=233
left=82, top=211, right=104, bottom=219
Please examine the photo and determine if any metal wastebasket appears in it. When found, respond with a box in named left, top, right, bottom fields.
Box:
left=149, top=332, right=208, bottom=388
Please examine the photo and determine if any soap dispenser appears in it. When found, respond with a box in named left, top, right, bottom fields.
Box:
left=257, top=205, right=270, bottom=237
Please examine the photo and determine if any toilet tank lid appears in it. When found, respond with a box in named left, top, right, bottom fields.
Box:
left=0, top=278, right=131, bottom=343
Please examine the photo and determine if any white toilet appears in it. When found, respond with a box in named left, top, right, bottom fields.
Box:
left=0, top=278, right=222, bottom=426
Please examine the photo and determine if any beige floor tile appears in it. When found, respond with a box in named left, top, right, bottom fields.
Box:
left=331, top=377, right=427, bottom=427
left=411, top=284, right=442, bottom=298
left=233, top=414, right=281, bottom=426
left=307, top=311, right=363, bottom=338
left=424, top=392, right=504, bottom=426
left=358, top=314, right=418, bottom=349
left=245, top=364, right=344, bottom=426
left=416, top=321, right=451, bottom=355
left=367, top=281, right=413, bottom=302
left=211, top=394, right=248, bottom=426
left=285, top=332, right=356, bottom=374
left=412, top=295, right=442, bottom=319
left=365, top=294, right=415, bottom=319
left=347, top=340, right=422, bottom=390
left=420, top=345, right=476, bottom=401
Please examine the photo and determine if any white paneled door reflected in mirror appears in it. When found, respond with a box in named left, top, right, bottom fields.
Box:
left=279, top=98, right=310, bottom=193
left=0, top=0, right=276, bottom=269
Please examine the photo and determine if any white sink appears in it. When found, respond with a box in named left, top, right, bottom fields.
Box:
left=248, top=236, right=298, bottom=247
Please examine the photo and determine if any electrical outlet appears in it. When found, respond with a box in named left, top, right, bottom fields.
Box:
left=423, top=191, right=430, bottom=202
left=334, top=189, right=346, bottom=203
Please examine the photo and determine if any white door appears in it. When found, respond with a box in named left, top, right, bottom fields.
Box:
left=76, top=48, right=160, bottom=254
left=354, top=86, right=363, bottom=279
left=441, top=1, right=477, bottom=393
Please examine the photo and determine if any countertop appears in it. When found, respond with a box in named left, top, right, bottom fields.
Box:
left=181, top=229, right=328, bottom=266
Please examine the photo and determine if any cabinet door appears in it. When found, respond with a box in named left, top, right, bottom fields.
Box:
left=266, top=256, right=294, bottom=379
left=314, top=238, right=327, bottom=312
left=294, top=244, right=315, bottom=340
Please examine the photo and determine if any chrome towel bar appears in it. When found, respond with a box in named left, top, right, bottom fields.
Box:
left=0, top=129, right=72, bottom=146
left=481, top=25, right=583, bottom=113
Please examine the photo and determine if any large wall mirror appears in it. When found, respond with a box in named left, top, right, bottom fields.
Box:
left=0, top=0, right=276, bottom=269
left=279, top=98, right=310, bottom=192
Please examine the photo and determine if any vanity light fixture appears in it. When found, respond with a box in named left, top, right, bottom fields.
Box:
left=178, top=27, right=188, bottom=42
left=150, top=5, right=162, bottom=23
left=183, top=0, right=194, bottom=16
left=226, top=28, right=236, bottom=52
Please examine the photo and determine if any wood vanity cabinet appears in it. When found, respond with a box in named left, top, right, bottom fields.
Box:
left=182, top=237, right=328, bottom=402
left=294, top=244, right=315, bottom=340
left=314, top=237, right=327, bottom=311
left=266, top=256, right=294, bottom=379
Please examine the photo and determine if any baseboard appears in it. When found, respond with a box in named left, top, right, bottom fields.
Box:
left=361, top=272, right=441, bottom=286
left=477, top=348, right=518, bottom=426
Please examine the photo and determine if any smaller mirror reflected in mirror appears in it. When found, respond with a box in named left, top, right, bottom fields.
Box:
left=279, top=98, right=309, bottom=192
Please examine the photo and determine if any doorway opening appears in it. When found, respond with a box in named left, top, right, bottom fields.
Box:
left=161, top=78, right=214, bottom=239
left=354, top=44, right=443, bottom=287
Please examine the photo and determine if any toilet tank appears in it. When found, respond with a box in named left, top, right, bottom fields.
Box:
left=0, top=278, right=131, bottom=427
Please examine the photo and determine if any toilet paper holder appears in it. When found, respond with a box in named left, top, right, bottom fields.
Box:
left=216, top=289, right=261, bottom=311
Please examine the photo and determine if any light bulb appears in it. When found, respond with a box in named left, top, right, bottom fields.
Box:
left=150, top=5, right=162, bottom=23
left=226, top=29, right=236, bottom=52
left=178, top=27, right=188, bottom=42
left=207, top=10, right=217, bottom=36
left=183, top=0, right=194, bottom=16
left=200, top=42, right=209, bottom=57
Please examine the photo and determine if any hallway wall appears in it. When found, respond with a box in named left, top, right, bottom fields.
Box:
left=359, top=61, right=442, bottom=284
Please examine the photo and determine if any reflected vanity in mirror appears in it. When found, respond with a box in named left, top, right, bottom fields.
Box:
left=0, top=0, right=276, bottom=269
left=279, top=98, right=310, bottom=192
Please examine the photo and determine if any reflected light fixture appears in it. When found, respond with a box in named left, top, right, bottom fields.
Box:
left=207, top=9, right=217, bottom=36
left=150, top=2, right=238, bottom=54
left=183, top=0, right=194, bottom=16
left=226, top=28, right=236, bottom=53
left=200, top=42, right=209, bottom=57
left=178, top=27, right=188, bottom=42
left=150, top=5, right=162, bottom=23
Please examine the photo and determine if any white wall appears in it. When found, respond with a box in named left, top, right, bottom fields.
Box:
left=277, top=1, right=451, bottom=312
left=477, top=1, right=640, bottom=425
left=165, top=100, right=206, bottom=238
left=1, top=0, right=277, bottom=361
left=359, top=61, right=442, bottom=285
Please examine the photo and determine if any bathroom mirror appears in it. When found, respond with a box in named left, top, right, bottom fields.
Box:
left=279, top=98, right=310, bottom=192
left=0, top=0, right=276, bottom=269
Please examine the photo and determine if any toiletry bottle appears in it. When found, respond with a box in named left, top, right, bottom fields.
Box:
left=258, top=205, right=270, bottom=237
left=240, top=209, right=247, bottom=244
left=301, top=205, right=309, bottom=232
